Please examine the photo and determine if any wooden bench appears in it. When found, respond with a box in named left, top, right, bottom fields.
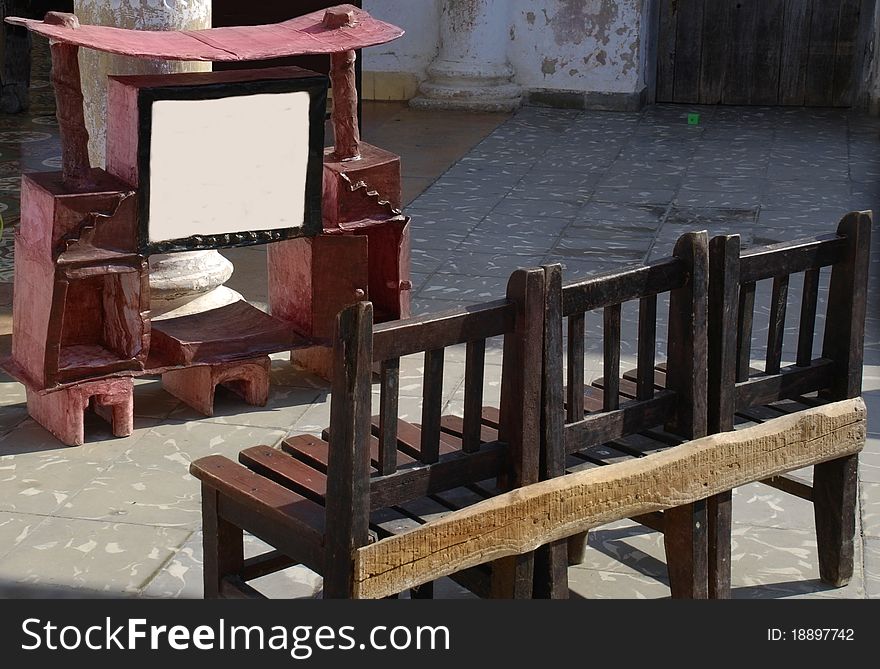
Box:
left=703, top=211, right=872, bottom=597
left=543, top=231, right=713, bottom=597
left=190, top=266, right=562, bottom=598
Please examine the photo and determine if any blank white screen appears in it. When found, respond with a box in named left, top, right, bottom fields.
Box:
left=147, top=91, right=310, bottom=244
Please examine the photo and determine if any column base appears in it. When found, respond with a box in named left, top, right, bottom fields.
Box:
left=410, top=80, right=522, bottom=113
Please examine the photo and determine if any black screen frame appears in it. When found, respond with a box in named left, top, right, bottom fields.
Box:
left=136, top=70, right=328, bottom=256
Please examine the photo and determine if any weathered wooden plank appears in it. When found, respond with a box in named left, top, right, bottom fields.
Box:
left=760, top=473, right=814, bottom=500
left=736, top=281, right=756, bottom=383
left=240, top=551, right=298, bottom=583
left=739, top=235, right=843, bottom=284
left=201, top=484, right=244, bottom=599
left=353, top=399, right=866, bottom=599
left=462, top=340, right=486, bottom=453
left=656, top=0, right=679, bottom=103
left=323, top=301, right=373, bottom=597
left=563, top=390, right=678, bottom=454
left=708, top=235, right=740, bottom=433
left=797, top=268, right=821, bottom=367
left=697, top=0, right=731, bottom=103
left=536, top=264, right=568, bottom=598
left=814, top=453, right=859, bottom=586
left=191, top=456, right=325, bottom=571
left=831, top=0, right=863, bottom=106
left=672, top=0, right=704, bottom=103
left=420, top=348, right=445, bottom=464
left=804, top=0, right=842, bottom=106
left=779, top=0, right=814, bottom=105
left=821, top=212, right=871, bottom=400
left=735, top=359, right=835, bottom=410
left=637, top=295, right=657, bottom=401
left=368, top=443, right=504, bottom=510
left=603, top=304, right=622, bottom=411
left=749, top=0, right=785, bottom=104
left=239, top=446, right=328, bottom=503
left=566, top=313, right=585, bottom=423
left=378, top=357, right=400, bottom=474
left=372, top=300, right=513, bottom=360
left=665, top=231, right=708, bottom=440
left=560, top=258, right=684, bottom=316
left=722, top=0, right=757, bottom=105
left=766, top=275, right=789, bottom=375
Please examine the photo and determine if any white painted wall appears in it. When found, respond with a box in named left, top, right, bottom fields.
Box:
left=508, top=0, right=645, bottom=94
left=362, top=0, right=441, bottom=79
left=363, top=0, right=651, bottom=100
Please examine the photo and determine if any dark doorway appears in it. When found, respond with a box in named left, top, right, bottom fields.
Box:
left=656, top=0, right=875, bottom=106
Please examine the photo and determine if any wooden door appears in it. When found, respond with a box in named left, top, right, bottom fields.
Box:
left=657, top=0, right=873, bottom=106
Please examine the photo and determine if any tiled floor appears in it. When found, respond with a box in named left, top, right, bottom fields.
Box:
left=0, top=43, right=878, bottom=598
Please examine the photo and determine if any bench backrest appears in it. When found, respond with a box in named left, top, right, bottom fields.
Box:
left=544, top=231, right=709, bottom=475
left=323, top=267, right=550, bottom=595
left=707, top=212, right=871, bottom=432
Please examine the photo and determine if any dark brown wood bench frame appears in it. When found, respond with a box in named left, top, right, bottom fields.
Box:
left=191, top=266, right=561, bottom=598
left=705, top=211, right=872, bottom=597
left=544, top=231, right=712, bottom=597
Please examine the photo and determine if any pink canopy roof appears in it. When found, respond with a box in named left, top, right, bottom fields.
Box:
left=6, top=5, right=403, bottom=61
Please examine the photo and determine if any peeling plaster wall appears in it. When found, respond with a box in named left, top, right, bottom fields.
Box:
left=362, top=0, right=441, bottom=78
left=362, top=0, right=651, bottom=105
left=508, top=0, right=646, bottom=95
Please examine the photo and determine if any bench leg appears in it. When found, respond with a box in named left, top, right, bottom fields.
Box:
left=534, top=540, right=569, bottom=598
left=708, top=491, right=732, bottom=598
left=490, top=554, right=534, bottom=598
left=813, top=454, right=858, bottom=587
left=163, top=357, right=270, bottom=417
left=567, top=531, right=589, bottom=566
left=201, top=485, right=244, bottom=599
left=664, top=501, right=709, bottom=599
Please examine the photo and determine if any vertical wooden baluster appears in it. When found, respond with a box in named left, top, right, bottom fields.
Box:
left=797, top=268, right=820, bottom=367
left=378, top=357, right=399, bottom=475
left=637, top=295, right=657, bottom=400
left=420, top=349, right=444, bottom=463
left=566, top=313, right=585, bottom=420
left=603, top=305, right=621, bottom=411
left=462, top=339, right=486, bottom=453
left=766, top=275, right=789, bottom=374
left=707, top=234, right=740, bottom=600
left=736, top=281, right=756, bottom=382
left=324, top=302, right=373, bottom=598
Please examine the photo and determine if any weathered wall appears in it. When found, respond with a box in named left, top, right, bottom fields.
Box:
left=362, top=0, right=441, bottom=100
left=508, top=0, right=645, bottom=101
left=363, top=0, right=651, bottom=108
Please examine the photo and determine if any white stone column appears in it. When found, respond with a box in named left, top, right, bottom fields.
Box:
left=74, top=0, right=241, bottom=320
left=410, top=0, right=521, bottom=112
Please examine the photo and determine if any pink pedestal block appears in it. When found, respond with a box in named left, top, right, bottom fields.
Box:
left=26, top=377, right=135, bottom=446
left=162, top=357, right=271, bottom=417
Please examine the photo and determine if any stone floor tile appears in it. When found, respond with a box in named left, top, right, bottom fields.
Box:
left=861, top=482, right=880, bottom=538
left=0, top=517, right=191, bottom=596
left=865, top=538, right=880, bottom=599
left=0, top=511, right=48, bottom=561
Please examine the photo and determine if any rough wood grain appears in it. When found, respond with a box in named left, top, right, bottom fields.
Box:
left=353, top=398, right=866, bottom=599
left=323, top=301, right=373, bottom=597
